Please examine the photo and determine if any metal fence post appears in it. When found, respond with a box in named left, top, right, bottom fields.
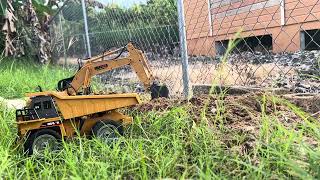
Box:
left=58, top=12, right=67, bottom=67
left=177, top=0, right=191, bottom=98
left=81, top=0, right=92, bottom=58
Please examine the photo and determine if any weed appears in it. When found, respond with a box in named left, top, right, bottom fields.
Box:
left=0, top=59, right=74, bottom=99
left=0, top=57, right=319, bottom=178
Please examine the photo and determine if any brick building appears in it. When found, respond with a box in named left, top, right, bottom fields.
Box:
left=185, top=0, right=320, bottom=55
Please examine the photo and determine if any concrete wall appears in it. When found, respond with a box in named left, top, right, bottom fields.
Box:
left=184, top=0, right=320, bottom=55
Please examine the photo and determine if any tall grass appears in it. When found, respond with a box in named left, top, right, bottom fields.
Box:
left=0, top=55, right=319, bottom=178
left=0, top=59, right=75, bottom=99
left=0, top=100, right=319, bottom=178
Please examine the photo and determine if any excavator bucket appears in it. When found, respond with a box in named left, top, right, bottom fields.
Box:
left=150, top=83, right=169, bottom=99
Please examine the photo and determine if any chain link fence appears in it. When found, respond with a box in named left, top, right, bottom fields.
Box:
left=50, top=0, right=320, bottom=97
left=86, top=0, right=183, bottom=95
left=49, top=0, right=87, bottom=65
left=186, top=0, right=320, bottom=94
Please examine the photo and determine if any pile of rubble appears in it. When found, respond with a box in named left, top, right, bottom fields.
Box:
left=95, top=49, right=319, bottom=94
left=227, top=50, right=320, bottom=93
left=228, top=50, right=319, bottom=76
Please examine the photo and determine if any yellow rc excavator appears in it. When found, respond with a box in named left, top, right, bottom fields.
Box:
left=16, top=42, right=169, bottom=155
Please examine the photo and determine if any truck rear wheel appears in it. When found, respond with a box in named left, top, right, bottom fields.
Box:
left=92, top=120, right=123, bottom=144
left=24, top=129, right=61, bottom=155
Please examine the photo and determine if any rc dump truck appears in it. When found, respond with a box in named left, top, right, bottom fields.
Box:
left=16, top=43, right=169, bottom=155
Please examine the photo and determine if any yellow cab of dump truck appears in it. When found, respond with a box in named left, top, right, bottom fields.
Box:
left=15, top=43, right=169, bottom=155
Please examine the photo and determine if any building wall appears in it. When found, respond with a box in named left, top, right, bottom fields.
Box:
left=184, top=0, right=320, bottom=55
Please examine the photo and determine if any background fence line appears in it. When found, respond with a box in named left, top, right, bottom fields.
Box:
left=49, top=0, right=320, bottom=97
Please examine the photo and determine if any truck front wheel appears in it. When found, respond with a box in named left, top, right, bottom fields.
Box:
left=92, top=120, right=123, bottom=144
left=24, top=129, right=61, bottom=155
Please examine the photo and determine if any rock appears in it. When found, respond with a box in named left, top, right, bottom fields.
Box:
left=5, top=99, right=26, bottom=109
left=211, top=107, right=217, bottom=114
left=219, top=50, right=320, bottom=93
left=294, top=83, right=312, bottom=93
left=0, top=97, right=26, bottom=110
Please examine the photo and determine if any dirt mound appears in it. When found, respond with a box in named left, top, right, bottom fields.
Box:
left=282, top=93, right=320, bottom=116
left=133, top=93, right=318, bottom=154
left=135, top=93, right=310, bottom=124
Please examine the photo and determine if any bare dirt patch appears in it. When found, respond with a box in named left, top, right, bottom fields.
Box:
left=282, top=93, right=320, bottom=116
left=0, top=97, right=26, bottom=109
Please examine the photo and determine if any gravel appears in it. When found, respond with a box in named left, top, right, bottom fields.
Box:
left=90, top=49, right=320, bottom=95
left=223, top=50, right=320, bottom=93
left=228, top=50, right=319, bottom=76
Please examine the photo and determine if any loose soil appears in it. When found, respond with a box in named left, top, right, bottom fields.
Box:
left=133, top=93, right=319, bottom=154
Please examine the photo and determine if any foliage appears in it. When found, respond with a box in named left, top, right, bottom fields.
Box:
left=32, top=0, right=54, bottom=18
left=0, top=58, right=74, bottom=98
left=56, top=0, right=179, bottom=56
left=0, top=0, right=6, bottom=16
left=0, top=53, right=319, bottom=178
left=1, top=0, right=178, bottom=62
left=0, top=90, right=319, bottom=178
left=88, top=25, right=178, bottom=55
left=0, top=0, right=104, bottom=63
left=1, top=0, right=52, bottom=63
left=87, top=0, right=177, bottom=29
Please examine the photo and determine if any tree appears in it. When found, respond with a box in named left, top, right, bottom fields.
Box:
left=1, top=0, right=104, bottom=64
left=2, top=0, right=17, bottom=57
left=79, top=0, right=178, bottom=55
left=1, top=0, right=55, bottom=63
left=1, top=0, right=178, bottom=62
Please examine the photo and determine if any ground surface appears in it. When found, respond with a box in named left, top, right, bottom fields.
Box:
left=0, top=59, right=319, bottom=179
left=135, top=92, right=320, bottom=146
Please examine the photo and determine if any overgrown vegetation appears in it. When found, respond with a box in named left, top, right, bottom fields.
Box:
left=0, top=58, right=73, bottom=98
left=57, top=0, right=178, bottom=56
left=0, top=93, right=320, bottom=178
left=1, top=0, right=178, bottom=62
left=0, top=59, right=319, bottom=178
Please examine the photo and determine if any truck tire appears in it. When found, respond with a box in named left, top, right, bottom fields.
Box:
left=24, top=129, right=61, bottom=155
left=92, top=120, right=123, bottom=144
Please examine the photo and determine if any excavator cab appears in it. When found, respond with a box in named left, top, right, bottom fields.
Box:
left=57, top=76, right=92, bottom=95
left=57, top=76, right=74, bottom=92
left=56, top=59, right=83, bottom=92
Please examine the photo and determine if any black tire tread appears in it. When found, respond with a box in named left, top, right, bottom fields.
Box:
left=92, top=120, right=124, bottom=137
left=24, top=128, right=61, bottom=155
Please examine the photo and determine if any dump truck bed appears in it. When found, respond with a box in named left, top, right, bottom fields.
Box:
left=27, top=91, right=141, bottom=119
